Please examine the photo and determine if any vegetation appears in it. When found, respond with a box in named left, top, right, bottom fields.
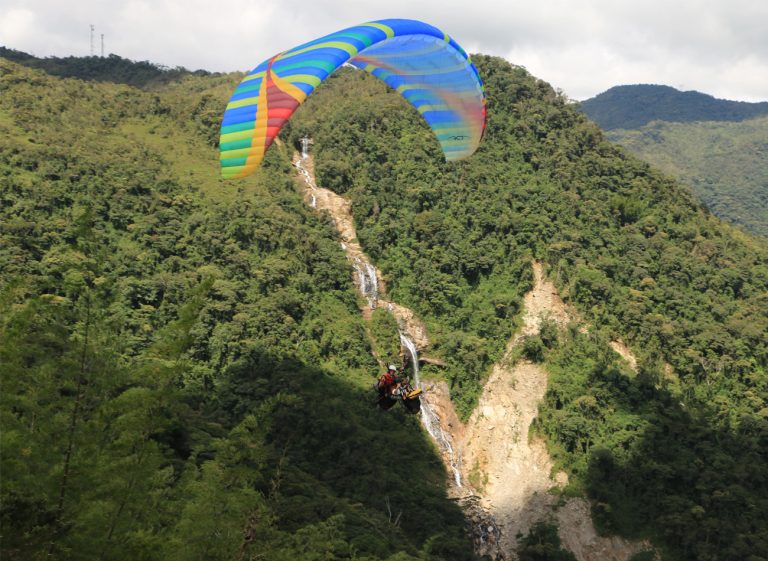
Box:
left=0, top=47, right=214, bottom=89
left=517, top=522, right=577, bottom=561
left=605, top=117, right=768, bottom=237
left=2, top=48, right=768, bottom=561
left=579, top=84, right=768, bottom=130
left=283, top=56, right=768, bottom=560
left=537, top=328, right=768, bottom=559
left=0, top=59, right=473, bottom=560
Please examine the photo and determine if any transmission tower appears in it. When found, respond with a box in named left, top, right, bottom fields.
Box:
left=101, top=34, right=104, bottom=57
left=90, top=24, right=95, bottom=56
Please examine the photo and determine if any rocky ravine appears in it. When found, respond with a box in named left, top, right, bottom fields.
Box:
left=293, top=152, right=651, bottom=561
left=293, top=153, right=429, bottom=345
left=451, top=263, right=651, bottom=560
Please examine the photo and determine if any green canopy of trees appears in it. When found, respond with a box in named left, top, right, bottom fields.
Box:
left=285, top=56, right=768, bottom=560
left=0, top=59, right=472, bottom=561
left=2, top=50, right=767, bottom=561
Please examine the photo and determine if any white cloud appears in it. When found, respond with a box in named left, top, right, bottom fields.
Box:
left=0, top=8, right=37, bottom=47
left=1, top=0, right=766, bottom=101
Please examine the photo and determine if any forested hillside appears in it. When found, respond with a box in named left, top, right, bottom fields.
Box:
left=0, top=59, right=472, bottom=560
left=604, top=117, right=768, bottom=238
left=0, top=47, right=211, bottom=88
left=285, top=58, right=768, bottom=560
left=579, top=84, right=768, bottom=237
left=2, top=52, right=767, bottom=561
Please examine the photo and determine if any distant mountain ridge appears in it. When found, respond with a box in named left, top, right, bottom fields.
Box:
left=0, top=46, right=214, bottom=88
left=604, top=117, right=768, bottom=238
left=579, top=84, right=768, bottom=237
left=580, top=84, right=768, bottom=130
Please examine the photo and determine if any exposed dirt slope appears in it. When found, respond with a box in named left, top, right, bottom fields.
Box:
left=427, top=264, right=651, bottom=561
left=520, top=263, right=573, bottom=336
left=609, top=339, right=638, bottom=371
left=457, top=263, right=568, bottom=556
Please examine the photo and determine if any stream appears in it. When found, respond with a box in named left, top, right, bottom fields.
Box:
left=399, top=332, right=462, bottom=487
left=294, top=144, right=461, bottom=487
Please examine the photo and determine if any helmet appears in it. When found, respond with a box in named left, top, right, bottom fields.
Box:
left=388, top=364, right=397, bottom=371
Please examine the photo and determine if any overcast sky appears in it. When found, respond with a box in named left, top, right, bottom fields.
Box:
left=1, top=0, right=766, bottom=102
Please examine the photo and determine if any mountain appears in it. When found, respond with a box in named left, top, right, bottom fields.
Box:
left=0, top=58, right=473, bottom=561
left=580, top=85, right=768, bottom=237
left=294, top=61, right=768, bottom=559
left=0, top=46, right=213, bottom=88
left=606, top=117, right=768, bottom=237
left=579, top=84, right=768, bottom=130
left=2, top=54, right=767, bottom=561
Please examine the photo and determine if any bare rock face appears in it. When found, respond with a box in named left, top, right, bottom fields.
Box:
left=432, top=263, right=650, bottom=561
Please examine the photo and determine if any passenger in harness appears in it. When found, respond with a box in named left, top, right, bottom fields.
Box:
left=375, top=364, right=404, bottom=399
left=373, top=362, right=422, bottom=414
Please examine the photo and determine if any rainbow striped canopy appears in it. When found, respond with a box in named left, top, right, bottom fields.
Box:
left=220, top=19, right=486, bottom=179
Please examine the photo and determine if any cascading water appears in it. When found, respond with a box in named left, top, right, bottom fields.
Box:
left=296, top=138, right=316, bottom=207
left=400, top=333, right=500, bottom=551
left=365, top=263, right=378, bottom=306
left=400, top=333, right=462, bottom=487
left=353, top=259, right=369, bottom=296
left=399, top=333, right=421, bottom=384
left=295, top=144, right=461, bottom=488
left=352, top=258, right=378, bottom=309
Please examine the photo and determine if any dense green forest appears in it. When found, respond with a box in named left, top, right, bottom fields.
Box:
left=0, top=58, right=473, bottom=560
left=285, top=58, right=768, bottom=560
left=2, top=51, right=768, bottom=561
left=603, top=117, right=768, bottom=238
left=579, top=84, right=768, bottom=237
left=0, top=47, right=211, bottom=89
left=579, top=84, right=768, bottom=130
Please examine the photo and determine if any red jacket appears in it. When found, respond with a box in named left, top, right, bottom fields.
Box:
left=378, top=370, right=401, bottom=393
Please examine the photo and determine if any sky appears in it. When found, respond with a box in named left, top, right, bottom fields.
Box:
left=1, top=0, right=767, bottom=102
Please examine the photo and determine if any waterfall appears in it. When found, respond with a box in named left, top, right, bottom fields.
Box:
left=399, top=333, right=422, bottom=385
left=399, top=333, right=462, bottom=487
left=294, top=148, right=461, bottom=488
left=365, top=263, right=378, bottom=305
left=353, top=259, right=369, bottom=296
left=352, top=258, right=378, bottom=309
left=295, top=139, right=317, bottom=207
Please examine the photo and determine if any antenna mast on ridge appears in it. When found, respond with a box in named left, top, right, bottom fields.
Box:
left=101, top=34, right=104, bottom=57
left=90, top=24, right=95, bottom=56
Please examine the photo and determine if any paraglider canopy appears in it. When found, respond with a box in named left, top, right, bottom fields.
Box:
left=220, top=19, right=486, bottom=179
